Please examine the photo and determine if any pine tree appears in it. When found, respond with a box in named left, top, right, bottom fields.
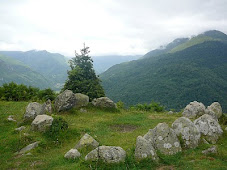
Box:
left=63, top=44, right=105, bottom=100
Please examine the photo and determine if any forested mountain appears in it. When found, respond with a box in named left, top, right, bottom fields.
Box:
left=100, top=30, right=227, bottom=111
left=0, top=54, right=50, bottom=88
left=0, top=50, right=69, bottom=90
left=92, top=55, right=141, bottom=74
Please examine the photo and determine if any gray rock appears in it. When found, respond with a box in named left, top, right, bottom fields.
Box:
left=75, top=93, right=89, bottom=108
left=206, top=102, right=222, bottom=120
left=15, top=126, right=26, bottom=132
left=144, top=123, right=182, bottom=155
left=225, top=127, right=227, bottom=131
left=202, top=146, right=217, bottom=155
left=7, top=115, right=16, bottom=122
left=194, top=114, right=223, bottom=144
left=75, top=133, right=99, bottom=150
left=31, top=115, right=53, bottom=132
left=80, top=108, right=87, bottom=113
left=44, top=99, right=52, bottom=113
left=172, top=117, right=200, bottom=149
left=167, top=111, right=174, bottom=115
left=135, top=136, right=158, bottom=161
left=92, top=97, right=116, bottom=108
left=24, top=102, right=46, bottom=121
left=64, top=149, right=81, bottom=159
left=182, top=101, right=206, bottom=119
left=54, top=90, right=76, bottom=112
left=85, top=146, right=126, bottom=163
left=16, top=141, right=39, bottom=154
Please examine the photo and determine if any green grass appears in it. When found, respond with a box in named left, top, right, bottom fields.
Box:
left=0, top=101, right=227, bottom=169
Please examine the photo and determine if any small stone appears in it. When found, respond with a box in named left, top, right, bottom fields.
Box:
left=202, top=146, right=217, bottom=155
left=16, top=141, right=39, bottom=155
left=75, top=133, right=99, bottom=150
left=225, top=127, right=227, bottom=131
left=64, top=149, right=81, bottom=159
left=7, top=115, right=16, bottom=122
left=15, top=126, right=26, bottom=132
left=80, top=108, right=87, bottom=113
left=167, top=111, right=174, bottom=114
left=85, top=146, right=126, bottom=163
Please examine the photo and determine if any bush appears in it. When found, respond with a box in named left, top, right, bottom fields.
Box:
left=45, top=116, right=68, bottom=140
left=116, top=101, right=125, bottom=109
left=0, top=82, right=55, bottom=101
left=130, top=101, right=165, bottom=112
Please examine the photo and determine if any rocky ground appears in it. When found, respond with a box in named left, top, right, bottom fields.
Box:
left=0, top=97, right=227, bottom=169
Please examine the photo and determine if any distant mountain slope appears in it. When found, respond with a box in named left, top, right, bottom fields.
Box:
left=100, top=30, right=227, bottom=111
left=0, top=50, right=69, bottom=90
left=92, top=55, right=141, bottom=74
left=0, top=54, right=50, bottom=88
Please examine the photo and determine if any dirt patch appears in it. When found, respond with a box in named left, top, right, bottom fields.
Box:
left=110, top=124, right=138, bottom=133
left=156, top=165, right=175, bottom=170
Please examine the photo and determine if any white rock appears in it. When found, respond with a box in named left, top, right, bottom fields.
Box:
left=31, top=115, right=53, bottom=132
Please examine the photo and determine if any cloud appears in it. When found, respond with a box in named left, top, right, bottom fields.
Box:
left=0, top=0, right=227, bottom=56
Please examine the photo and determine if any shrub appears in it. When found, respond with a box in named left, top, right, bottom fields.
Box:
left=131, top=101, right=165, bottom=112
left=116, top=101, right=125, bottom=109
left=45, top=116, right=68, bottom=141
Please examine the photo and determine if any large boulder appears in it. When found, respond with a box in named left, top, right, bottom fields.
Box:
left=182, top=101, right=206, bottom=119
left=135, top=136, right=158, bottom=161
left=172, top=117, right=200, bottom=149
left=55, top=90, right=76, bottom=112
left=64, top=149, right=81, bottom=159
left=92, top=97, right=116, bottom=108
left=31, top=115, right=53, bottom=132
left=75, top=133, right=99, bottom=150
left=74, top=93, right=89, bottom=108
left=206, top=102, right=222, bottom=120
left=144, top=123, right=182, bottom=155
left=85, top=146, right=126, bottom=163
left=24, top=102, right=46, bottom=121
left=194, top=114, right=223, bottom=144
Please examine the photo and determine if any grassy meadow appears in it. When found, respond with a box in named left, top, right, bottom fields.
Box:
left=0, top=101, right=227, bottom=169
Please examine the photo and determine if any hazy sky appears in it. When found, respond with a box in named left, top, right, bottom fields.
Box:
left=0, top=0, right=227, bottom=56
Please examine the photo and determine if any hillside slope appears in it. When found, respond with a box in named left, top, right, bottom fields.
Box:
left=0, top=50, right=69, bottom=90
left=100, top=31, right=227, bottom=111
left=0, top=54, right=50, bottom=89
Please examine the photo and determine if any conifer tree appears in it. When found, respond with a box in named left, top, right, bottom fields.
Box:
left=63, top=44, right=105, bottom=99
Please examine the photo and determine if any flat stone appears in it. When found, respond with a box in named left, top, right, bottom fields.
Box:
left=15, top=126, right=26, bottom=132
left=16, top=141, right=39, bottom=155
